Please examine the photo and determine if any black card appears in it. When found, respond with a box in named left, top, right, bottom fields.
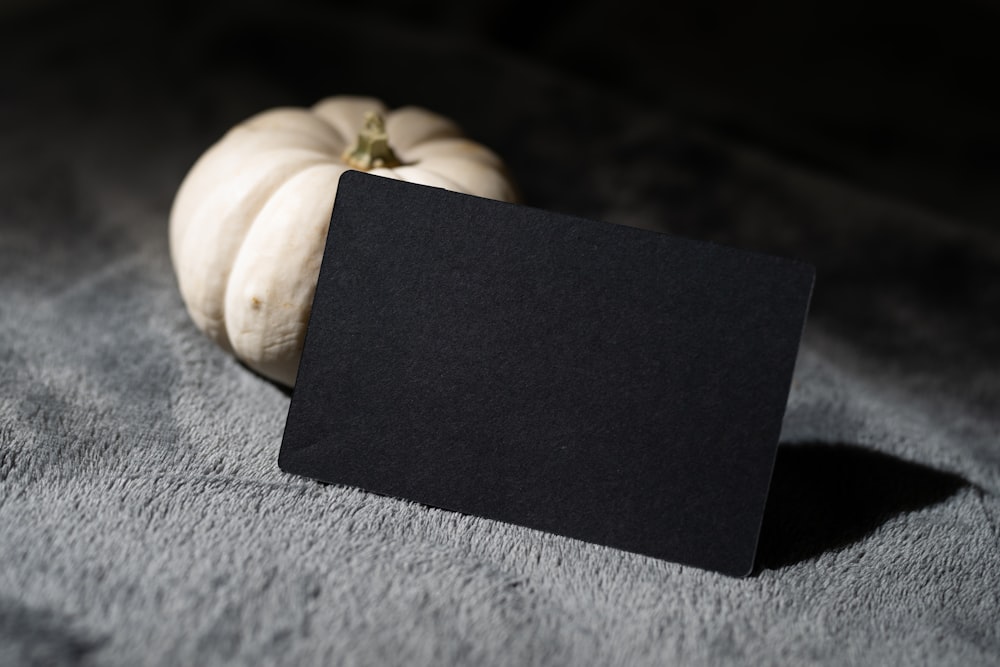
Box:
left=279, top=171, right=814, bottom=577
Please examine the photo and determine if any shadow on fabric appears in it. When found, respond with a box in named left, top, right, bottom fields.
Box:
left=239, top=361, right=294, bottom=398
left=755, top=442, right=966, bottom=571
left=0, top=597, right=106, bottom=666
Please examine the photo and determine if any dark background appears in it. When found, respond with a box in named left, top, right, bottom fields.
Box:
left=4, top=0, right=998, bottom=233
left=4, top=0, right=998, bottom=390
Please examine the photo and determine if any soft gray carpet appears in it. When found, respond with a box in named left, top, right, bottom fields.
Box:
left=2, top=4, right=999, bottom=665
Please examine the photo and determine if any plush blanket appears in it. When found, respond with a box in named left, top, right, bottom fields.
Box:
left=2, top=4, right=998, bottom=665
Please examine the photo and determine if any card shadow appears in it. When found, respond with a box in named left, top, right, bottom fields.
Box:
left=239, top=361, right=294, bottom=398
left=755, top=442, right=966, bottom=571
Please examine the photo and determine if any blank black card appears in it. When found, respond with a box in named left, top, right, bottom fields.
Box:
left=279, top=170, right=814, bottom=577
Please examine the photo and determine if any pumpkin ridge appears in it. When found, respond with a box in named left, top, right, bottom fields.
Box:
left=171, top=137, right=342, bottom=257
left=239, top=108, right=343, bottom=152
left=385, top=106, right=462, bottom=150
left=410, top=157, right=518, bottom=202
left=179, top=154, right=332, bottom=352
left=226, top=128, right=343, bottom=161
left=393, top=164, right=469, bottom=194
left=222, top=162, right=349, bottom=384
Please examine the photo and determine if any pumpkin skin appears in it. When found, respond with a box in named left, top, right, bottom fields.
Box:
left=169, top=95, right=518, bottom=387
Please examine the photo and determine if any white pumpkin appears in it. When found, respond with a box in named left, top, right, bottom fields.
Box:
left=169, top=95, right=518, bottom=387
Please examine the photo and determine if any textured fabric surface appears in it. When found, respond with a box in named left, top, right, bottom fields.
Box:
left=2, top=4, right=999, bottom=665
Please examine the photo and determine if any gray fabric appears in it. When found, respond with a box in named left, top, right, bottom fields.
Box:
left=2, top=5, right=999, bottom=666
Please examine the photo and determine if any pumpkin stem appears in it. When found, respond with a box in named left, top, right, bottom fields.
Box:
left=342, top=111, right=403, bottom=170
